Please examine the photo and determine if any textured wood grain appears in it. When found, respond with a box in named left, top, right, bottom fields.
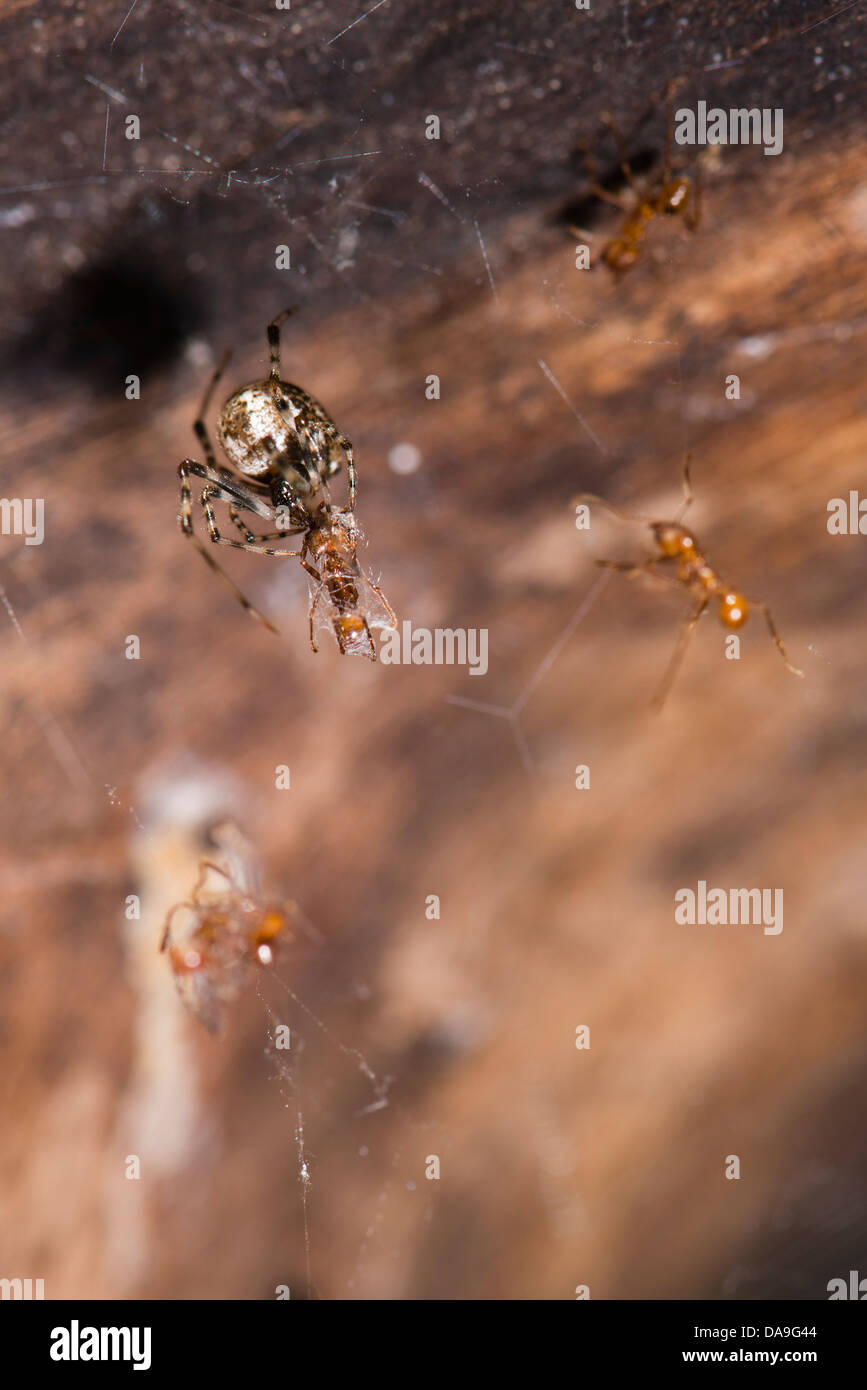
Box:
left=1, top=0, right=866, bottom=1300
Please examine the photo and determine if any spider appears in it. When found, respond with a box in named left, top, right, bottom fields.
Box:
left=575, top=79, right=701, bottom=273
left=178, top=307, right=396, bottom=659
left=160, top=828, right=293, bottom=1033
left=574, top=458, right=804, bottom=707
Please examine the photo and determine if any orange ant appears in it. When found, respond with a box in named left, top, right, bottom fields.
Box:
left=575, top=79, right=701, bottom=273
left=161, top=843, right=293, bottom=1032
left=574, top=459, right=804, bottom=707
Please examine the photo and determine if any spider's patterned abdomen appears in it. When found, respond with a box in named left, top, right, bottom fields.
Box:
left=217, top=378, right=344, bottom=510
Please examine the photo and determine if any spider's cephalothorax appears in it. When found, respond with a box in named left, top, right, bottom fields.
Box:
left=177, top=307, right=396, bottom=658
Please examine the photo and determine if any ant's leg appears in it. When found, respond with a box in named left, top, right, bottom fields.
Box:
left=160, top=901, right=195, bottom=953
left=364, top=576, right=397, bottom=627
left=578, top=141, right=632, bottom=210
left=651, top=597, right=709, bottom=710
left=267, top=306, right=299, bottom=387
left=749, top=600, right=805, bottom=678
left=301, top=559, right=325, bottom=653
left=600, top=112, right=638, bottom=191
left=193, top=350, right=232, bottom=467
left=191, top=860, right=236, bottom=898
left=663, top=77, right=684, bottom=184
left=595, top=558, right=654, bottom=577
left=675, top=453, right=694, bottom=521
left=686, top=159, right=702, bottom=231
left=595, top=558, right=683, bottom=594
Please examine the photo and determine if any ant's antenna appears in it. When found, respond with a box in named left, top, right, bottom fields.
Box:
left=674, top=453, right=694, bottom=523
left=572, top=492, right=656, bottom=525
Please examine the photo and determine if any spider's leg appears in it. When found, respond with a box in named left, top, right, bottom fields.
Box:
left=651, top=597, right=709, bottom=710
left=227, top=505, right=307, bottom=546
left=746, top=599, right=804, bottom=679
left=187, top=531, right=280, bottom=634
left=267, top=306, right=299, bottom=387
left=179, top=461, right=273, bottom=525
left=338, top=435, right=357, bottom=510
left=193, top=350, right=232, bottom=467
left=318, top=475, right=334, bottom=509
left=200, top=486, right=304, bottom=558
left=178, top=461, right=198, bottom=538
left=179, top=463, right=281, bottom=634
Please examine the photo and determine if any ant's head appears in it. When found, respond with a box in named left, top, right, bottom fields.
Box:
left=660, top=177, right=690, bottom=214
left=719, top=591, right=749, bottom=629
left=253, top=908, right=289, bottom=963
left=166, top=938, right=208, bottom=977
left=652, top=522, right=697, bottom=558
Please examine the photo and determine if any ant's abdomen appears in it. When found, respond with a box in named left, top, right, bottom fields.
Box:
left=333, top=612, right=374, bottom=657
left=605, top=232, right=643, bottom=272
left=323, top=573, right=373, bottom=657
left=325, top=568, right=360, bottom=615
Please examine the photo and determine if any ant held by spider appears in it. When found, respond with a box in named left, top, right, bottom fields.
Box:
left=177, top=307, right=396, bottom=660
left=573, top=458, right=804, bottom=708
left=573, top=79, right=701, bottom=274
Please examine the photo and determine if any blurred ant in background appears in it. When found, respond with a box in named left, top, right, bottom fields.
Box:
left=160, top=821, right=294, bottom=1032
left=572, top=79, right=701, bottom=273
